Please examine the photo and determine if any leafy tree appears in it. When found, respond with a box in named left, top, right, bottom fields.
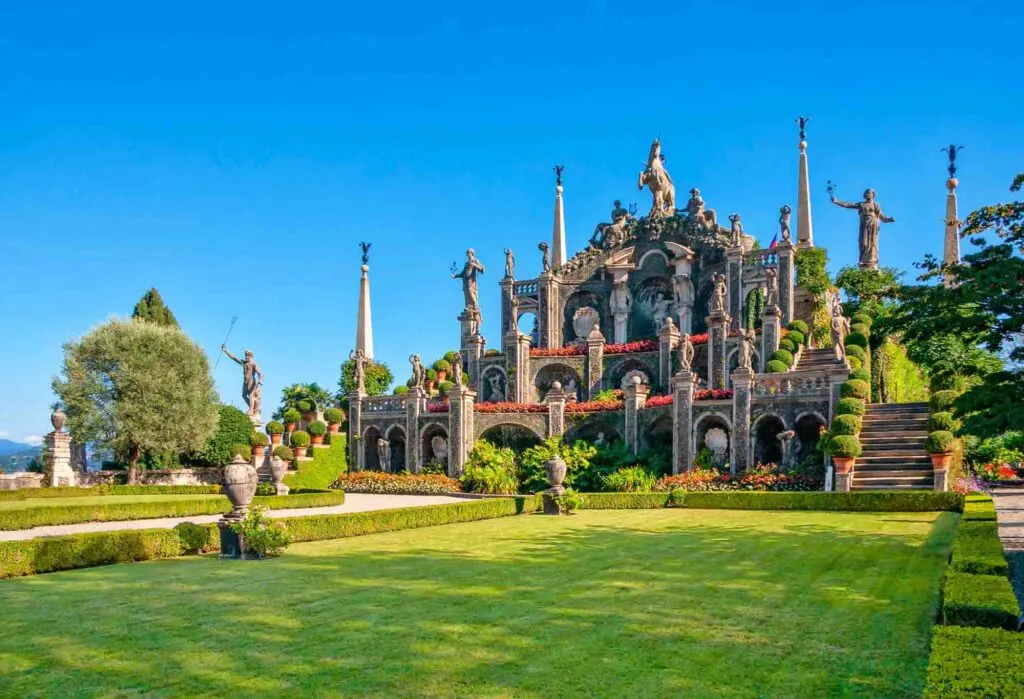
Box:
left=52, top=319, right=218, bottom=483
left=184, top=405, right=254, bottom=467
left=272, top=382, right=335, bottom=420
left=131, top=288, right=179, bottom=328
left=337, top=358, right=393, bottom=402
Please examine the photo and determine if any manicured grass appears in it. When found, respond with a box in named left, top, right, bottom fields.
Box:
left=0, top=509, right=957, bottom=697
left=0, top=495, right=222, bottom=511
left=284, top=434, right=347, bottom=491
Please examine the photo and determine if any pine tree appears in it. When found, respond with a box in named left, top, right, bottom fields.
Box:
left=132, top=288, right=179, bottom=328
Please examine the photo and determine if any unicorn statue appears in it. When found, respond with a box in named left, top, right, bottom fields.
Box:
left=637, top=138, right=676, bottom=217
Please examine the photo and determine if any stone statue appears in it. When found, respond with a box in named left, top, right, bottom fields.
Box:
left=487, top=372, right=505, bottom=402
left=942, top=144, right=963, bottom=179
left=564, top=377, right=578, bottom=401
left=431, top=436, right=448, bottom=466
left=349, top=348, right=369, bottom=392
left=678, top=333, right=695, bottom=372
left=469, top=307, right=482, bottom=337
left=830, top=188, right=895, bottom=270
left=686, top=188, right=718, bottom=229
left=554, top=164, right=564, bottom=186
left=728, top=214, right=744, bottom=248
left=451, top=355, right=463, bottom=386
left=711, top=273, right=727, bottom=314
left=638, top=138, right=676, bottom=217
left=503, top=248, right=515, bottom=278
left=452, top=248, right=485, bottom=310
left=673, top=273, right=695, bottom=333
left=777, top=430, right=796, bottom=469
left=796, top=116, right=809, bottom=142
left=652, top=293, right=673, bottom=330
left=765, top=267, right=779, bottom=308
left=221, top=345, right=263, bottom=418
left=409, top=354, right=425, bottom=389
left=359, top=241, right=372, bottom=265
left=610, top=281, right=632, bottom=316
left=779, top=205, right=792, bottom=243
left=591, top=200, right=632, bottom=248
left=538, top=241, right=551, bottom=273
left=377, top=438, right=390, bottom=472
left=737, top=329, right=755, bottom=371
left=830, top=305, right=850, bottom=363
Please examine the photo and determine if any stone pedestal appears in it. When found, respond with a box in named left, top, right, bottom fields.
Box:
left=624, top=377, right=649, bottom=455
left=348, top=388, right=365, bottom=471
left=761, top=306, right=781, bottom=369
left=776, top=242, right=795, bottom=326
left=545, top=382, right=567, bottom=439
left=658, top=322, right=680, bottom=388
left=504, top=332, right=531, bottom=403
left=44, top=428, right=75, bottom=488
left=538, top=273, right=562, bottom=349
left=406, top=387, right=426, bottom=473
left=835, top=470, right=852, bottom=492
left=707, top=311, right=730, bottom=390
left=465, top=334, right=485, bottom=393
left=934, top=468, right=949, bottom=492
left=585, top=326, right=605, bottom=400
left=500, top=277, right=515, bottom=338
left=726, top=246, right=744, bottom=321
left=731, top=367, right=754, bottom=474
left=447, top=384, right=476, bottom=478
left=671, top=371, right=695, bottom=474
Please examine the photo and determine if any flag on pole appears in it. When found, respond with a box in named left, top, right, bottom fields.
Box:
left=768, top=234, right=779, bottom=250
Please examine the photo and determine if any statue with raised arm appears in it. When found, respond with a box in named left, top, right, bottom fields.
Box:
left=503, top=248, right=515, bottom=278
left=678, top=333, right=695, bottom=373
left=638, top=138, right=676, bottom=217
left=538, top=242, right=551, bottom=273
left=221, top=345, right=263, bottom=418
left=452, top=248, right=485, bottom=310
left=830, top=188, right=895, bottom=270
left=409, top=354, right=425, bottom=389
left=349, top=349, right=368, bottom=392
left=765, top=267, right=779, bottom=308
left=779, top=204, right=792, bottom=243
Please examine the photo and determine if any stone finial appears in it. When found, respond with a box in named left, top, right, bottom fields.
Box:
left=551, top=381, right=562, bottom=391
left=51, top=409, right=67, bottom=433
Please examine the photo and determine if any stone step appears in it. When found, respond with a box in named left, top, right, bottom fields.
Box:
left=852, top=468, right=935, bottom=478
left=852, top=473, right=934, bottom=483
left=858, top=439, right=927, bottom=450
left=857, top=456, right=931, bottom=466
left=850, top=484, right=936, bottom=491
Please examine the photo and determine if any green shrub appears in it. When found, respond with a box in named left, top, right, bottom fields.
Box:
left=443, top=350, right=461, bottom=364
left=553, top=488, right=585, bottom=514
left=677, top=491, right=962, bottom=512
left=930, top=390, right=960, bottom=413
left=850, top=323, right=870, bottom=338
left=830, top=414, right=862, bottom=436
left=461, top=441, right=519, bottom=494
left=324, top=407, right=344, bottom=424
left=0, top=529, right=183, bottom=579
left=249, top=432, right=269, bottom=447
left=847, top=356, right=862, bottom=370
left=840, top=380, right=870, bottom=400
left=230, top=506, right=291, bottom=558
left=765, top=360, right=789, bottom=374
left=844, top=331, right=868, bottom=349
left=950, top=521, right=1009, bottom=576
left=845, top=344, right=867, bottom=362
left=290, top=431, right=311, bottom=447
left=942, top=572, right=1021, bottom=630
left=188, top=405, right=254, bottom=467
left=826, top=435, right=862, bottom=458
left=283, top=408, right=301, bottom=425
left=923, top=626, right=1024, bottom=698
left=849, top=368, right=870, bottom=383
left=432, top=359, right=451, bottom=373
left=266, top=421, right=285, bottom=435
left=963, top=494, right=997, bottom=522
left=580, top=492, right=670, bottom=509
left=229, top=444, right=252, bottom=461
left=785, top=330, right=805, bottom=346
left=851, top=313, right=872, bottom=328
left=778, top=338, right=797, bottom=354
left=516, top=438, right=600, bottom=494
left=297, top=399, right=313, bottom=413
left=928, top=412, right=957, bottom=433
left=0, top=485, right=224, bottom=501
left=394, top=386, right=410, bottom=395
left=836, top=398, right=866, bottom=416
left=770, top=349, right=794, bottom=367
left=603, top=467, right=657, bottom=493
left=273, top=445, right=294, bottom=461
left=255, top=483, right=276, bottom=496
left=174, top=521, right=218, bottom=554
left=786, top=320, right=809, bottom=335
left=308, top=421, right=328, bottom=437
left=925, top=430, right=957, bottom=454
left=438, top=380, right=455, bottom=395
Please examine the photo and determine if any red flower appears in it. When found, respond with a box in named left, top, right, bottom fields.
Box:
left=426, top=400, right=450, bottom=413
left=474, top=401, right=548, bottom=413
left=643, top=394, right=674, bottom=408
left=565, top=399, right=624, bottom=413
left=605, top=339, right=659, bottom=354
left=530, top=346, right=586, bottom=357
left=694, top=388, right=733, bottom=401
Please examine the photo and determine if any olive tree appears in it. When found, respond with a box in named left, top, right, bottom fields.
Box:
left=53, top=319, right=219, bottom=483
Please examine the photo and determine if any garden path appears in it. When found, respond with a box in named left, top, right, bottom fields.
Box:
left=991, top=487, right=1024, bottom=610
left=0, top=493, right=468, bottom=542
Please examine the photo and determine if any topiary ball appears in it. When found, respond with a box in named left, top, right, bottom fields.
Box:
left=308, top=420, right=328, bottom=437
left=771, top=349, right=794, bottom=367
left=787, top=320, right=809, bottom=336
left=249, top=432, right=269, bottom=447
left=845, top=331, right=869, bottom=349
left=273, top=445, right=294, bottom=461
left=930, top=389, right=960, bottom=413
left=265, top=421, right=285, bottom=435
left=847, top=356, right=862, bottom=370
left=786, top=330, right=806, bottom=346
left=290, top=431, right=311, bottom=447
left=928, top=411, right=958, bottom=433
left=845, top=344, right=867, bottom=362
left=324, top=407, right=344, bottom=424
left=851, top=313, right=872, bottom=328
left=831, top=414, right=862, bottom=436
left=850, top=323, right=870, bottom=338
left=925, top=430, right=957, bottom=454
left=229, top=444, right=252, bottom=461
left=779, top=338, right=798, bottom=354
left=827, top=435, right=862, bottom=459
left=836, top=397, right=866, bottom=416
left=849, top=367, right=870, bottom=383
left=438, top=380, right=455, bottom=395
left=394, top=385, right=410, bottom=395
left=840, top=379, right=870, bottom=401
left=765, top=360, right=789, bottom=374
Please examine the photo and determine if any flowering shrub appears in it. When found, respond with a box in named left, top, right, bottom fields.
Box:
left=953, top=474, right=991, bottom=494
left=426, top=400, right=450, bottom=413
left=643, top=394, right=674, bottom=408
left=565, top=399, right=624, bottom=413
left=329, top=471, right=463, bottom=495
left=605, top=339, right=658, bottom=354
left=530, top=345, right=585, bottom=357
left=977, top=462, right=1021, bottom=482
left=474, top=401, right=547, bottom=413
left=654, top=463, right=821, bottom=492
left=694, top=389, right=733, bottom=401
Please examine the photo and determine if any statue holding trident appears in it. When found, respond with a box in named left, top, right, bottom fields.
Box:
left=638, top=138, right=676, bottom=217
left=221, top=345, right=263, bottom=419
left=828, top=183, right=895, bottom=270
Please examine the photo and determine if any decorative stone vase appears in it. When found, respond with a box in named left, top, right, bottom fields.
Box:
left=252, top=446, right=266, bottom=471
left=270, top=433, right=282, bottom=445
left=50, top=409, right=67, bottom=433
left=832, top=456, right=855, bottom=474
left=222, top=455, right=258, bottom=516
left=930, top=453, right=953, bottom=469
left=293, top=446, right=308, bottom=458
left=270, top=456, right=288, bottom=487
left=311, top=434, right=325, bottom=446
left=546, top=456, right=567, bottom=488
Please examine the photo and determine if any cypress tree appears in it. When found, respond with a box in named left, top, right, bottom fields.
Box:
left=132, top=288, right=179, bottom=328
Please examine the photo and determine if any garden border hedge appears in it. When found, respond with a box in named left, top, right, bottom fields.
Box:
left=941, top=571, right=1021, bottom=630
left=577, top=491, right=962, bottom=512
left=0, top=485, right=224, bottom=501
left=0, top=529, right=184, bottom=578
left=923, top=626, right=1024, bottom=698
left=949, top=520, right=1009, bottom=576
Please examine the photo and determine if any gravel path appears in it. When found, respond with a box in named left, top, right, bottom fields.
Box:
left=991, top=487, right=1024, bottom=610
left=0, top=494, right=469, bottom=542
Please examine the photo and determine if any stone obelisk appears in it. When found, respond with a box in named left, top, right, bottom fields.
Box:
left=796, top=117, right=814, bottom=248
left=356, top=244, right=374, bottom=359
left=942, top=146, right=963, bottom=288
left=552, top=165, right=567, bottom=269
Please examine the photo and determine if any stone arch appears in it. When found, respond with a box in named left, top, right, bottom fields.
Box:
left=517, top=311, right=539, bottom=346
left=608, top=358, right=653, bottom=392
left=480, top=365, right=508, bottom=403
left=534, top=363, right=581, bottom=401
left=384, top=424, right=407, bottom=473
left=727, top=346, right=762, bottom=375
left=420, top=422, right=450, bottom=471
left=362, top=425, right=383, bottom=471
left=693, top=411, right=732, bottom=469
left=637, top=248, right=671, bottom=269
left=479, top=423, right=544, bottom=452
left=794, top=412, right=827, bottom=472
left=630, top=275, right=674, bottom=340
left=562, top=290, right=602, bottom=345
left=752, top=414, right=785, bottom=468
left=564, top=421, right=622, bottom=446
left=643, top=413, right=673, bottom=456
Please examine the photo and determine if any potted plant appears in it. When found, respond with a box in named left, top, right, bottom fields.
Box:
left=424, top=368, right=438, bottom=391
left=925, top=430, right=957, bottom=469
left=250, top=432, right=269, bottom=469
left=297, top=399, right=315, bottom=424
left=308, top=420, right=328, bottom=445
left=432, top=359, right=451, bottom=382
left=290, top=430, right=311, bottom=457
left=283, top=409, right=301, bottom=434
left=324, top=407, right=344, bottom=434
left=229, top=444, right=252, bottom=462
left=826, top=435, right=862, bottom=473
left=229, top=506, right=292, bottom=559
left=266, top=421, right=284, bottom=445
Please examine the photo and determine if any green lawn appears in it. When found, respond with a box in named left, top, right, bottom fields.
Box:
left=0, top=494, right=223, bottom=511
left=0, top=509, right=957, bottom=697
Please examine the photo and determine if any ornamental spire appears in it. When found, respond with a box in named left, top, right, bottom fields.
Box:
left=795, top=116, right=814, bottom=248
left=552, top=165, right=567, bottom=269
left=356, top=242, right=374, bottom=359
left=942, top=145, right=964, bottom=287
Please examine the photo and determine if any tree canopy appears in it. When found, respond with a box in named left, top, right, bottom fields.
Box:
left=337, top=358, right=393, bottom=401
left=272, top=382, right=335, bottom=420
left=52, top=319, right=218, bottom=483
left=131, top=288, right=179, bottom=328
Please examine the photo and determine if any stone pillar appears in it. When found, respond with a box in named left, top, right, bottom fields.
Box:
left=726, top=246, right=744, bottom=324
left=348, top=388, right=365, bottom=471
left=835, top=468, right=853, bottom=493
left=552, top=181, right=567, bottom=269
left=761, top=305, right=781, bottom=370
left=943, top=177, right=960, bottom=288
left=658, top=321, right=680, bottom=389
left=356, top=263, right=374, bottom=359
left=623, top=377, right=649, bottom=455
left=44, top=414, right=75, bottom=487
left=731, top=367, right=754, bottom=475
left=776, top=242, right=795, bottom=326
left=934, top=466, right=949, bottom=492
left=466, top=334, right=485, bottom=393
left=538, top=273, right=561, bottom=349
left=707, top=311, right=730, bottom=390
left=545, top=382, right=567, bottom=439
left=671, top=371, right=695, bottom=474
left=500, top=277, right=514, bottom=339
left=796, top=138, right=814, bottom=248
left=447, top=385, right=476, bottom=478
left=405, top=387, right=425, bottom=473
left=585, top=324, right=605, bottom=400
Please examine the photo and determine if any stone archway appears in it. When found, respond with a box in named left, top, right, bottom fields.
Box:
left=643, top=414, right=673, bottom=466
left=385, top=425, right=407, bottom=473
left=608, top=358, right=654, bottom=392
left=693, top=412, right=731, bottom=470
left=517, top=311, right=539, bottom=347
left=794, top=412, right=826, bottom=473
left=752, top=414, right=785, bottom=468
left=421, top=422, right=450, bottom=472
left=363, top=426, right=383, bottom=471
left=534, top=363, right=582, bottom=402
left=479, top=424, right=543, bottom=453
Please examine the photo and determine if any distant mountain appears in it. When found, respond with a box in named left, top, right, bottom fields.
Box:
left=0, top=439, right=36, bottom=456
left=0, top=441, right=42, bottom=473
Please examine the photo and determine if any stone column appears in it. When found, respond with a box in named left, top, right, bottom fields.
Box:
left=500, top=277, right=514, bottom=339
left=726, top=246, right=744, bottom=325
left=623, top=377, right=649, bottom=455
left=545, top=382, right=567, bottom=439
left=761, top=305, right=781, bottom=370
left=356, top=263, right=375, bottom=359
left=585, top=325, right=605, bottom=400
left=348, top=388, right=365, bottom=471
left=538, top=273, right=562, bottom=349
left=934, top=466, right=949, bottom=492
left=943, top=176, right=960, bottom=288
left=671, top=371, right=695, bottom=474
left=405, top=387, right=425, bottom=473
left=796, top=138, right=814, bottom=248
left=776, top=242, right=795, bottom=326
left=658, top=321, right=680, bottom=389
left=458, top=310, right=477, bottom=356
left=447, top=385, right=476, bottom=478
left=44, top=413, right=75, bottom=487
left=731, top=367, right=754, bottom=474
left=466, top=334, right=485, bottom=393
left=835, top=468, right=853, bottom=493
left=707, top=311, right=730, bottom=390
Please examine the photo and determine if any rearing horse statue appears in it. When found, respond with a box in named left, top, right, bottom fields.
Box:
left=638, top=138, right=676, bottom=217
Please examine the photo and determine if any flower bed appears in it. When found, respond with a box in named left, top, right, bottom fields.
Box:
left=474, top=401, right=547, bottom=413
left=694, top=388, right=733, bottom=401
left=329, top=471, right=462, bottom=495
left=565, top=399, right=624, bottom=413
left=530, top=346, right=585, bottom=357
left=643, top=394, right=674, bottom=408
left=426, top=401, right=450, bottom=413
left=654, top=464, right=821, bottom=492
left=977, top=462, right=1021, bottom=482
left=605, top=339, right=658, bottom=354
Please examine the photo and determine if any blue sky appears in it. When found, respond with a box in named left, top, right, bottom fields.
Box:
left=1, top=1, right=1021, bottom=445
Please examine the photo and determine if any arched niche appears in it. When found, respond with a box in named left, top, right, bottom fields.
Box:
left=479, top=424, right=543, bottom=453
left=752, top=414, right=785, bottom=468
left=384, top=425, right=407, bottom=473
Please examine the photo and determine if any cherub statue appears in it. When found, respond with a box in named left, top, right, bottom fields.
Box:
left=779, top=204, right=792, bottom=243
left=538, top=241, right=551, bottom=273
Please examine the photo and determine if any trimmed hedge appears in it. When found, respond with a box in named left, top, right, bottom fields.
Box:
left=923, top=626, right=1024, bottom=698
left=928, top=412, right=957, bottom=433
left=847, top=356, right=862, bottom=370
left=765, top=359, right=789, bottom=374
left=950, top=520, right=1009, bottom=576
left=0, top=490, right=344, bottom=531
left=778, top=338, right=798, bottom=354
left=848, top=367, right=871, bottom=383
left=962, top=494, right=997, bottom=522
left=0, top=529, right=183, bottom=578
left=930, top=390, right=960, bottom=413
left=0, top=485, right=224, bottom=501
left=786, top=320, right=808, bottom=336
left=836, top=397, right=866, bottom=416
left=840, top=379, right=870, bottom=400
left=925, top=430, right=957, bottom=454
left=770, top=349, right=794, bottom=367
left=851, top=313, right=872, bottom=328
left=785, top=330, right=805, bottom=346
left=844, top=331, right=868, bottom=349
left=578, top=493, right=670, bottom=509
left=942, top=572, right=1021, bottom=630
left=830, top=414, right=862, bottom=436
left=845, top=344, right=867, bottom=362
left=676, top=491, right=962, bottom=512
left=850, top=322, right=870, bottom=338
left=826, top=435, right=862, bottom=458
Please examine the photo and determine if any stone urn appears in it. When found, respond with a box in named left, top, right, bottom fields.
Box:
left=222, top=455, right=258, bottom=516
left=270, top=456, right=288, bottom=488
left=50, top=409, right=67, bottom=433
left=546, top=455, right=567, bottom=488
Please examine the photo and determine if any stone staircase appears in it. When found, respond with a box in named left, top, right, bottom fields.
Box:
left=852, top=402, right=933, bottom=490
left=793, top=347, right=840, bottom=372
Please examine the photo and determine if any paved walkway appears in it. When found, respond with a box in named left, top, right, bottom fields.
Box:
left=0, top=494, right=469, bottom=542
left=991, top=487, right=1024, bottom=610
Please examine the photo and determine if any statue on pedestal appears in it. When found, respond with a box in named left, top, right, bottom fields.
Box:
left=765, top=267, right=779, bottom=308
left=349, top=349, right=369, bottom=392
left=409, top=354, right=425, bottom=389
left=610, top=280, right=633, bottom=344
left=453, top=248, right=485, bottom=311
left=686, top=188, right=718, bottom=229
left=728, top=214, right=744, bottom=248
left=711, top=273, right=728, bottom=314
left=737, top=329, right=755, bottom=371
left=652, top=293, right=673, bottom=330
left=451, top=355, right=463, bottom=386
left=678, top=333, right=695, bottom=373
left=829, top=188, right=895, bottom=270
left=538, top=242, right=551, bottom=273
left=638, top=139, right=676, bottom=217
left=431, top=436, right=448, bottom=467
left=830, top=305, right=850, bottom=363
left=503, top=248, right=515, bottom=278
left=221, top=345, right=263, bottom=418
left=377, top=438, right=390, bottom=471
left=673, top=273, right=695, bottom=334
left=591, top=200, right=632, bottom=248
left=779, top=205, right=792, bottom=243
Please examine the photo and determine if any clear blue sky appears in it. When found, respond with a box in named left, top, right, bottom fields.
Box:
left=1, top=1, right=1021, bottom=445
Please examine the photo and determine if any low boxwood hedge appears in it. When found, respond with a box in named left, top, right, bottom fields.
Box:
left=962, top=494, right=997, bottom=522
left=846, top=356, right=862, bottom=370
left=770, top=349, right=794, bottom=367
left=765, top=359, right=789, bottom=374
left=950, top=520, right=1009, bottom=576
left=778, top=338, right=797, bottom=354
left=845, top=344, right=867, bottom=362
left=786, top=320, right=808, bottom=335
left=840, top=379, right=870, bottom=400
left=941, top=572, right=1021, bottom=630
left=848, top=368, right=870, bottom=383
left=923, top=626, right=1024, bottom=698
left=676, top=491, right=962, bottom=512
left=579, top=493, right=670, bottom=509
left=0, top=529, right=183, bottom=578
left=785, top=330, right=805, bottom=346
left=836, top=397, right=866, bottom=416
left=0, top=485, right=224, bottom=502
left=844, top=331, right=868, bottom=349
left=830, top=414, right=862, bottom=436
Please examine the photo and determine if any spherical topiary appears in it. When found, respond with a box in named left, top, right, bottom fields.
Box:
left=443, top=350, right=461, bottom=364
left=432, top=359, right=452, bottom=373
left=283, top=408, right=301, bottom=425
left=845, top=331, right=868, bottom=349
left=394, top=385, right=410, bottom=395
left=787, top=320, right=809, bottom=336
left=249, top=432, right=269, bottom=447
left=849, top=368, right=870, bottom=383
left=779, top=338, right=798, bottom=354
left=290, top=430, right=311, bottom=447
left=930, top=390, right=960, bottom=413
left=297, top=399, right=313, bottom=413
left=845, top=344, right=867, bottom=362
left=308, top=421, right=328, bottom=437
left=771, top=349, right=794, bottom=367
left=851, top=313, right=872, bottom=328
left=438, top=380, right=455, bottom=395
left=847, top=356, right=862, bottom=370
left=836, top=397, right=866, bottom=416
left=925, top=430, right=957, bottom=454
left=766, top=360, right=789, bottom=374
left=266, top=421, right=284, bottom=435
left=840, top=379, right=870, bottom=401
left=425, top=368, right=438, bottom=381
left=324, top=407, right=344, bottom=424
left=850, top=323, right=870, bottom=339
left=273, top=445, right=294, bottom=461
left=928, top=412, right=958, bottom=433
left=831, top=414, right=862, bottom=436
left=826, top=435, right=862, bottom=458
left=786, top=330, right=806, bottom=346
left=229, top=444, right=252, bottom=460
left=406, top=377, right=416, bottom=388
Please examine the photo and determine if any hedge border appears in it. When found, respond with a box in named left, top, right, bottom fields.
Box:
left=923, top=626, right=1024, bottom=697
left=0, top=485, right=224, bottom=501
left=949, top=520, right=1009, bottom=576
left=941, top=571, right=1021, bottom=630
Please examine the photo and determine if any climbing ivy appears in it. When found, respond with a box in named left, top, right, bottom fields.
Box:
left=871, top=338, right=928, bottom=404
left=744, top=288, right=765, bottom=330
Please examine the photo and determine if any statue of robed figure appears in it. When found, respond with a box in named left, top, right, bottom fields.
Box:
left=830, top=188, right=895, bottom=270
left=452, top=249, right=485, bottom=311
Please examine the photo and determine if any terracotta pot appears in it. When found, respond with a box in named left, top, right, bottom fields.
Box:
left=312, top=434, right=324, bottom=446
left=832, top=456, right=855, bottom=474
left=328, top=422, right=340, bottom=434
left=293, top=446, right=308, bottom=458
left=222, top=455, right=258, bottom=514
left=436, top=370, right=447, bottom=382
left=51, top=409, right=67, bottom=432
left=270, top=456, right=288, bottom=486
left=270, top=433, right=282, bottom=445
left=286, top=423, right=296, bottom=434
left=546, top=456, right=567, bottom=487
left=930, top=453, right=953, bottom=469
left=425, top=380, right=435, bottom=391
